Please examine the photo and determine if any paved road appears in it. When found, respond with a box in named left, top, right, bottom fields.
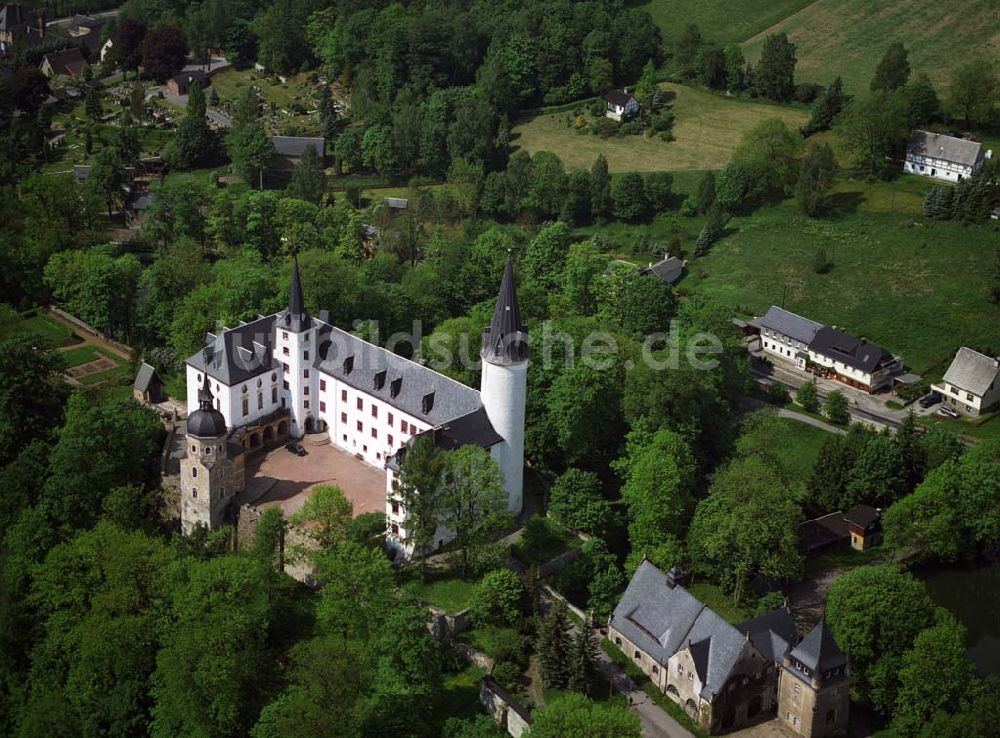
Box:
left=161, top=90, right=232, bottom=128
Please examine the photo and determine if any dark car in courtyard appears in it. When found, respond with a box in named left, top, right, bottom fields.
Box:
left=285, top=442, right=307, bottom=456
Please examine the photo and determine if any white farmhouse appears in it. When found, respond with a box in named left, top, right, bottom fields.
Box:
left=807, top=327, right=901, bottom=394
left=604, top=89, right=640, bottom=121
left=903, top=131, right=991, bottom=183
left=756, top=306, right=823, bottom=370
left=183, top=256, right=527, bottom=555
left=931, top=347, right=1000, bottom=417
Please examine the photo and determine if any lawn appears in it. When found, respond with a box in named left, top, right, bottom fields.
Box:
left=0, top=311, right=80, bottom=349
left=637, top=0, right=816, bottom=44
left=685, top=581, right=752, bottom=624
left=208, top=69, right=320, bottom=135
left=741, top=0, right=1000, bottom=94
left=680, top=189, right=1000, bottom=376
left=59, top=345, right=101, bottom=368
left=407, top=576, right=477, bottom=613
left=430, top=665, right=489, bottom=730
left=511, top=83, right=808, bottom=173
left=761, top=416, right=833, bottom=485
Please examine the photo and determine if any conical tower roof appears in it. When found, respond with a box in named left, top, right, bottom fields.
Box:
left=281, top=255, right=311, bottom=332
left=482, top=251, right=528, bottom=365
left=789, top=617, right=848, bottom=674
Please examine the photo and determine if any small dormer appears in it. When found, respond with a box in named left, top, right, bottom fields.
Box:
left=422, top=391, right=435, bottom=414
left=343, top=355, right=354, bottom=375
left=374, top=369, right=387, bottom=391
left=390, top=376, right=402, bottom=398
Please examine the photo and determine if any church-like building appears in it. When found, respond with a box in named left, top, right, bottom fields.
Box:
left=180, top=255, right=528, bottom=556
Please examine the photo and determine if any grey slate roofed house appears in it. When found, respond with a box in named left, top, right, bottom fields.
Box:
left=907, top=131, right=983, bottom=167
left=604, top=89, right=636, bottom=108
left=642, top=255, right=685, bottom=284
left=269, top=135, right=325, bottom=158
left=735, top=608, right=797, bottom=663
left=940, top=347, right=1000, bottom=397
left=786, top=617, right=848, bottom=681
left=759, top=306, right=823, bottom=346
left=808, top=327, right=893, bottom=374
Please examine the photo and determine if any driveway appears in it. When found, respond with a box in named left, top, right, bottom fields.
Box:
left=240, top=438, right=385, bottom=519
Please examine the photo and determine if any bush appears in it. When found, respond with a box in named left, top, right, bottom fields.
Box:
left=620, top=120, right=643, bottom=136
left=468, top=569, right=525, bottom=626
left=491, top=661, right=523, bottom=693
left=492, top=629, right=530, bottom=671
left=753, top=590, right=786, bottom=616
left=795, top=83, right=824, bottom=103
left=767, top=380, right=790, bottom=404
left=795, top=381, right=819, bottom=411
left=824, top=390, right=850, bottom=425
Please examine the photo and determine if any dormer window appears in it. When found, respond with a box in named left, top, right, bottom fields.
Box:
left=390, top=377, right=402, bottom=398
left=343, top=356, right=354, bottom=375
left=422, top=392, right=434, bottom=414
left=374, top=369, right=386, bottom=390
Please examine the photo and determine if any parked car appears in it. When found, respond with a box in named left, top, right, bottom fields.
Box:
left=938, top=405, right=960, bottom=418
left=918, top=391, right=942, bottom=408
left=285, top=442, right=307, bottom=456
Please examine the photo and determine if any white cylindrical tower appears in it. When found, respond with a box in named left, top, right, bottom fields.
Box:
left=480, top=252, right=528, bottom=515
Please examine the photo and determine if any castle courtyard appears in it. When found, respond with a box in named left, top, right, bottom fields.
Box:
left=240, top=436, right=386, bottom=519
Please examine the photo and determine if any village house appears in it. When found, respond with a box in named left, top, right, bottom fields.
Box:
left=641, top=255, right=685, bottom=285
left=133, top=361, right=166, bottom=404
left=798, top=506, right=881, bottom=557
left=903, top=130, right=991, bottom=183
left=756, top=306, right=823, bottom=371
left=609, top=561, right=849, bottom=736
left=182, top=256, right=527, bottom=555
left=604, top=89, right=639, bottom=121
left=39, top=46, right=87, bottom=78
left=268, top=135, right=325, bottom=178
left=808, top=326, right=901, bottom=394
left=166, top=69, right=209, bottom=96
left=931, top=346, right=1000, bottom=417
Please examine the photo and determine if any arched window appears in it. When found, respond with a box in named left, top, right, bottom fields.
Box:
left=192, top=468, right=197, bottom=477
left=192, top=489, right=197, bottom=498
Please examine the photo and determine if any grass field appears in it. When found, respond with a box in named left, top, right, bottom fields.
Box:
left=637, top=0, right=816, bottom=44
left=60, top=345, right=102, bottom=368
left=680, top=185, right=1000, bottom=376
left=0, top=312, right=79, bottom=349
left=511, top=83, right=808, bottom=172
left=407, top=576, right=477, bottom=613
left=761, top=416, right=832, bottom=483
left=741, top=0, right=1000, bottom=94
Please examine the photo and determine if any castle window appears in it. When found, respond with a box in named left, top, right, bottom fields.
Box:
left=304, top=351, right=309, bottom=361
left=242, top=385, right=248, bottom=394
left=271, top=373, right=277, bottom=382
left=303, top=400, right=309, bottom=409
left=388, top=412, right=393, bottom=427
left=341, top=412, right=347, bottom=423
left=283, top=363, right=289, bottom=373
left=272, top=387, right=278, bottom=403
left=304, top=387, right=310, bottom=396
left=371, top=405, right=378, bottom=419
left=192, top=468, right=197, bottom=477
left=283, top=346, right=289, bottom=356
left=320, top=401, right=326, bottom=412
left=282, top=331, right=288, bottom=340
left=652, top=666, right=659, bottom=675
left=356, top=397, right=363, bottom=410
left=363, top=445, right=367, bottom=452
left=342, top=389, right=348, bottom=402
left=390, top=522, right=399, bottom=537
left=192, top=489, right=197, bottom=498
left=615, top=637, right=621, bottom=645
left=320, top=379, right=326, bottom=391
left=303, top=369, right=309, bottom=379
left=356, top=421, right=363, bottom=432
left=257, top=392, right=263, bottom=410
left=391, top=500, right=399, bottom=515
left=242, top=398, right=249, bottom=416
left=388, top=434, right=394, bottom=446
left=634, top=651, right=641, bottom=660
left=377, top=452, right=381, bottom=460
left=283, top=381, right=289, bottom=390
left=371, top=428, right=378, bottom=439
left=401, top=420, right=409, bottom=433
left=197, top=373, right=202, bottom=382
left=191, top=444, right=196, bottom=453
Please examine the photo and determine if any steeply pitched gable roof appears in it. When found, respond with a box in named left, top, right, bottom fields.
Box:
left=604, top=90, right=636, bottom=107
left=133, top=361, right=159, bottom=391
left=759, top=306, right=823, bottom=345
left=736, top=608, right=797, bottom=663
left=41, top=46, right=86, bottom=77
left=907, top=130, right=983, bottom=167
left=809, top=326, right=893, bottom=374
left=642, top=256, right=684, bottom=284
left=942, top=346, right=1000, bottom=396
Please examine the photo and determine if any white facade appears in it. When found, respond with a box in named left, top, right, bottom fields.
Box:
left=761, top=331, right=809, bottom=370
left=185, top=364, right=284, bottom=431
left=480, top=358, right=527, bottom=514
left=903, top=154, right=978, bottom=183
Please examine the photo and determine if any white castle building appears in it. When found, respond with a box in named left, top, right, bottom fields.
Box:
left=181, top=256, right=528, bottom=555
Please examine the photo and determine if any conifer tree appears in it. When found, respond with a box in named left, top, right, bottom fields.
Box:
left=694, top=170, right=716, bottom=214
left=590, top=155, right=612, bottom=222
left=989, top=247, right=1000, bottom=305
left=287, top=144, right=326, bottom=203
left=934, top=187, right=954, bottom=220
left=922, top=187, right=940, bottom=218
left=538, top=600, right=572, bottom=688
left=567, top=618, right=600, bottom=696
left=802, top=77, right=847, bottom=136
left=694, top=202, right=725, bottom=256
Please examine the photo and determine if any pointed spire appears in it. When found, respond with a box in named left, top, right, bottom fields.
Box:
left=283, top=255, right=311, bottom=332
left=482, top=250, right=528, bottom=365
left=198, top=374, right=214, bottom=410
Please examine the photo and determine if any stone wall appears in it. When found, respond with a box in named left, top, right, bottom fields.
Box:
left=428, top=606, right=470, bottom=642
left=480, top=675, right=531, bottom=738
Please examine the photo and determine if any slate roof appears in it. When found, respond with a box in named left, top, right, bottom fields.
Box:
left=610, top=561, right=752, bottom=700
left=604, top=90, right=636, bottom=107
left=788, top=617, right=848, bottom=676
left=269, top=136, right=325, bottom=157
left=279, top=256, right=311, bottom=333
left=187, top=314, right=278, bottom=385
left=430, top=407, right=503, bottom=450
left=736, top=608, right=797, bottom=663
left=187, top=375, right=228, bottom=438
left=797, top=512, right=849, bottom=555
left=383, top=197, right=408, bottom=209
left=481, top=252, right=528, bottom=366
left=41, top=47, right=86, bottom=77
left=133, top=361, right=159, bottom=391
left=643, top=256, right=684, bottom=284
left=941, top=347, right=1000, bottom=396
left=844, top=504, right=880, bottom=529
left=759, top=306, right=823, bottom=345
left=169, top=70, right=208, bottom=87
left=907, top=130, right=983, bottom=167
left=809, top=327, right=893, bottom=374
